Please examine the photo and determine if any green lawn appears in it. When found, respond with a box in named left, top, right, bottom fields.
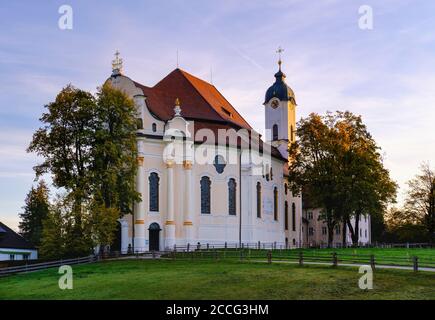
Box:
left=1, top=259, right=434, bottom=300
left=179, top=247, right=435, bottom=268
left=296, top=247, right=435, bottom=267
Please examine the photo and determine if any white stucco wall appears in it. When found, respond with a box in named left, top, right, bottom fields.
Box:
left=0, top=248, right=38, bottom=261
left=110, top=73, right=303, bottom=252
left=302, top=208, right=372, bottom=247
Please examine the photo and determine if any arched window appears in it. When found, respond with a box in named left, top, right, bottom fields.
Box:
left=272, top=124, right=278, bottom=141
left=256, top=182, right=262, bottom=218
left=200, top=176, right=211, bottom=214
left=284, top=183, right=288, bottom=195
left=292, top=203, right=296, bottom=231
left=270, top=167, right=273, bottom=180
left=149, top=172, right=160, bottom=212
left=273, top=187, right=278, bottom=221
left=228, top=178, right=237, bottom=215
left=284, top=201, right=289, bottom=230
left=152, top=123, right=157, bottom=132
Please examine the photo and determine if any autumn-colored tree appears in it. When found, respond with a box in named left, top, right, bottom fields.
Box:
left=19, top=180, right=50, bottom=247
left=332, top=112, right=397, bottom=245
left=28, top=85, right=96, bottom=249
left=404, top=163, right=435, bottom=242
left=28, top=83, right=139, bottom=257
left=90, top=83, right=139, bottom=251
left=39, top=197, right=65, bottom=260
left=289, top=111, right=397, bottom=247
left=288, top=113, right=343, bottom=247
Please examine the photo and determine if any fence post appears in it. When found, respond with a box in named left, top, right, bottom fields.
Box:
left=240, top=249, right=243, bottom=261
left=413, top=256, right=419, bottom=272
left=187, top=243, right=190, bottom=252
left=207, top=243, right=209, bottom=251
left=258, top=241, right=260, bottom=250
left=174, top=244, right=177, bottom=252
left=332, top=252, right=338, bottom=267
left=267, top=250, right=272, bottom=264
left=370, top=254, right=376, bottom=271
left=299, top=252, right=303, bottom=266
left=225, top=242, right=227, bottom=249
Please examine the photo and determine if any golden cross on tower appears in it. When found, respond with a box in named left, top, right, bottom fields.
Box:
left=276, top=46, right=284, bottom=70
left=112, top=50, right=123, bottom=75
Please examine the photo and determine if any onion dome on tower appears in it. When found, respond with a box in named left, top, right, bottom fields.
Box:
left=264, top=54, right=296, bottom=105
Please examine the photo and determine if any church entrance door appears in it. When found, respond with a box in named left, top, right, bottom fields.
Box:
left=148, top=223, right=161, bottom=251
left=111, top=222, right=122, bottom=252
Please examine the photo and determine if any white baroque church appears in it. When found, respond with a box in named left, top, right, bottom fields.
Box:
left=108, top=53, right=303, bottom=253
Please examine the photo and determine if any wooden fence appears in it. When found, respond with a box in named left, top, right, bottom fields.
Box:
left=162, top=247, right=435, bottom=272
left=0, top=255, right=97, bottom=277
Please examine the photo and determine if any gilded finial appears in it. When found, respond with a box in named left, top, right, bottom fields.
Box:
left=276, top=46, right=284, bottom=71
left=174, top=98, right=182, bottom=116
left=112, top=50, right=123, bottom=75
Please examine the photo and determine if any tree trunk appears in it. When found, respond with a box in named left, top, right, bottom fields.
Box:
left=327, top=215, right=335, bottom=248
left=327, top=225, right=334, bottom=248
left=346, top=218, right=355, bottom=246
left=342, top=217, right=347, bottom=247
left=347, top=212, right=361, bottom=246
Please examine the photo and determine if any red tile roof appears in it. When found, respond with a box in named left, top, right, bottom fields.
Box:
left=130, top=68, right=286, bottom=161
left=134, top=68, right=251, bottom=129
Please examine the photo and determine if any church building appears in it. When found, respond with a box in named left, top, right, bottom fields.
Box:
left=108, top=53, right=302, bottom=252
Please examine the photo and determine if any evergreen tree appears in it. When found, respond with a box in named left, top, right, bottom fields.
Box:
left=19, top=180, right=50, bottom=247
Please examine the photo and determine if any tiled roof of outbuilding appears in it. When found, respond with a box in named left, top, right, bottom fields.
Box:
left=0, top=222, right=36, bottom=250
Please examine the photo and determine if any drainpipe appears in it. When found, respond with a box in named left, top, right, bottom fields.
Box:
left=239, top=149, right=242, bottom=247
left=132, top=200, right=135, bottom=253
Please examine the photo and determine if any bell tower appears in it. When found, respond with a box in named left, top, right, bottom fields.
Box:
left=263, top=48, right=297, bottom=159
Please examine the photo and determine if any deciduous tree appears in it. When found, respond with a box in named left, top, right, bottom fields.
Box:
left=404, top=163, right=435, bottom=242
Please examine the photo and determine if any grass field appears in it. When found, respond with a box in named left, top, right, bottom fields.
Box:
left=289, top=247, right=435, bottom=267
left=1, top=259, right=434, bottom=300
left=170, top=247, right=435, bottom=268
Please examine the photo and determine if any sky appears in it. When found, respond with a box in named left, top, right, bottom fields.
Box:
left=1, top=0, right=434, bottom=231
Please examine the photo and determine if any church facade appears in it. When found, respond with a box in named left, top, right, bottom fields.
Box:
left=108, top=54, right=302, bottom=252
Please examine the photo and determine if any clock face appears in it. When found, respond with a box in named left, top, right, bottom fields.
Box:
left=271, top=100, right=279, bottom=109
